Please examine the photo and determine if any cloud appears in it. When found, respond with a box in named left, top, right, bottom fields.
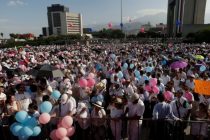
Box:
left=7, top=0, right=26, bottom=6
left=137, top=9, right=167, bottom=17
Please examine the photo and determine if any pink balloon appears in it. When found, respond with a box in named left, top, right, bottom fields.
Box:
left=78, top=78, right=87, bottom=88
left=88, top=73, right=95, bottom=79
left=67, top=127, right=75, bottom=137
left=164, top=91, right=173, bottom=101
left=56, top=127, right=67, bottom=139
left=61, top=137, right=70, bottom=140
left=150, top=78, right=157, bottom=87
left=61, top=116, right=73, bottom=129
left=39, top=113, right=51, bottom=124
left=87, top=78, right=96, bottom=88
left=184, top=92, right=193, bottom=102
left=152, top=86, right=159, bottom=94
left=108, top=22, right=112, bottom=28
left=144, top=85, right=152, bottom=92
left=50, top=130, right=59, bottom=140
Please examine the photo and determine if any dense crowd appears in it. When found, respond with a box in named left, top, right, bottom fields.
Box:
left=0, top=42, right=210, bottom=140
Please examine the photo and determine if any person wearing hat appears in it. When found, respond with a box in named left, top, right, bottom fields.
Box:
left=108, top=98, right=124, bottom=140
left=125, top=93, right=145, bottom=140
left=91, top=101, right=106, bottom=140
left=75, top=102, right=91, bottom=140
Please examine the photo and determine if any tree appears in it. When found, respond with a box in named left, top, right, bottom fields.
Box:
left=0, top=33, right=3, bottom=38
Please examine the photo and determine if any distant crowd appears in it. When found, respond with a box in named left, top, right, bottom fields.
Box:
left=0, top=42, right=210, bottom=140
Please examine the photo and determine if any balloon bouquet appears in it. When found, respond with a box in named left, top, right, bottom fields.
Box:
left=10, top=101, right=52, bottom=140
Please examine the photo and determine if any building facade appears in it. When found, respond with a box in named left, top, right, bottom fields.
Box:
left=47, top=4, right=83, bottom=36
left=167, top=0, right=207, bottom=36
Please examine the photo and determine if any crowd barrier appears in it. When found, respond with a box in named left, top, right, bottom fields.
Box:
left=0, top=116, right=209, bottom=140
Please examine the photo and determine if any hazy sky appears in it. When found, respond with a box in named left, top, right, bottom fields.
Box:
left=0, top=0, right=210, bottom=37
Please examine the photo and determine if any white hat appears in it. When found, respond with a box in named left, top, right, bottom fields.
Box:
left=130, top=93, right=140, bottom=102
left=92, top=101, right=104, bottom=108
left=77, top=102, right=88, bottom=118
left=61, top=94, right=68, bottom=104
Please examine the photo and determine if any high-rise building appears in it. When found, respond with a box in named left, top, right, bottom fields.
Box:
left=167, top=0, right=207, bottom=36
left=47, top=4, right=83, bottom=36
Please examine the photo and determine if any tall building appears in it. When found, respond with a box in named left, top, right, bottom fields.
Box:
left=167, top=0, right=207, bottom=36
left=47, top=4, right=83, bottom=36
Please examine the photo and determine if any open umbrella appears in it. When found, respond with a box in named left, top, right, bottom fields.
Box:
left=37, top=64, right=64, bottom=78
left=195, top=55, right=204, bottom=60
left=170, top=61, right=188, bottom=69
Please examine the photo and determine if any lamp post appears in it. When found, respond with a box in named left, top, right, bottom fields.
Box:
left=120, top=0, right=123, bottom=31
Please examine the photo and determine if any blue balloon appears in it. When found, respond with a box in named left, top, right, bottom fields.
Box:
left=32, top=126, right=41, bottom=136
left=18, top=136, right=29, bottom=140
left=110, top=54, right=116, bottom=59
left=20, top=126, right=33, bottom=137
left=11, top=123, right=23, bottom=136
left=40, top=101, right=52, bottom=113
left=130, top=64, right=135, bottom=69
left=51, top=90, right=61, bottom=100
left=117, top=71, right=124, bottom=79
left=15, top=111, right=28, bottom=123
left=146, top=67, right=153, bottom=73
left=123, top=63, right=128, bottom=70
left=95, top=63, right=102, bottom=71
left=23, top=116, right=38, bottom=128
left=200, top=65, right=206, bottom=72
left=134, top=70, right=140, bottom=77
left=91, top=96, right=97, bottom=103
left=97, top=94, right=104, bottom=102
left=161, top=60, right=167, bottom=65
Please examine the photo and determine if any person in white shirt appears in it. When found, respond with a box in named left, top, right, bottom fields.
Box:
left=51, top=94, right=74, bottom=117
left=123, top=80, right=135, bottom=101
left=15, top=84, right=31, bottom=111
left=160, top=72, right=171, bottom=86
left=170, top=90, right=190, bottom=119
left=0, top=84, right=6, bottom=113
left=125, top=93, right=145, bottom=140
left=185, top=75, right=195, bottom=91
left=75, top=102, right=90, bottom=140
left=108, top=98, right=124, bottom=140
left=91, top=101, right=106, bottom=140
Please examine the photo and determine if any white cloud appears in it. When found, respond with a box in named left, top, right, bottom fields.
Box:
left=137, top=9, right=167, bottom=17
left=8, top=0, right=26, bottom=6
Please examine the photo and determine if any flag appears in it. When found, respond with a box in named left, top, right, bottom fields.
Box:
left=194, top=80, right=210, bottom=95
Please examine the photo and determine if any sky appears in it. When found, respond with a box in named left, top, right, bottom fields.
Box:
left=0, top=0, right=210, bottom=38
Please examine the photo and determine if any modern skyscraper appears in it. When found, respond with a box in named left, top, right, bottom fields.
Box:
left=167, top=0, right=207, bottom=36
left=47, top=4, right=83, bottom=36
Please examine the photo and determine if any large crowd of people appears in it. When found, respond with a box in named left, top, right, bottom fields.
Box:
left=0, top=41, right=210, bottom=140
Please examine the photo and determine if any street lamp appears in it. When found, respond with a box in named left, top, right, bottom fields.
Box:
left=120, top=0, right=123, bottom=31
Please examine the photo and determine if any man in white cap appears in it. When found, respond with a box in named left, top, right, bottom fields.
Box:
left=125, top=93, right=145, bottom=140
left=91, top=101, right=106, bottom=140
left=51, top=93, right=75, bottom=117
left=75, top=102, right=90, bottom=140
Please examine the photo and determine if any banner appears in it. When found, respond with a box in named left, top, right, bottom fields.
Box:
left=194, top=80, right=210, bottom=95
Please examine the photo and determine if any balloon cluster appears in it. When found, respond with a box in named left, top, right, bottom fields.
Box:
left=144, top=78, right=159, bottom=94
left=10, top=111, right=41, bottom=140
left=39, top=101, right=52, bottom=124
left=50, top=116, right=75, bottom=140
left=78, top=73, right=96, bottom=88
